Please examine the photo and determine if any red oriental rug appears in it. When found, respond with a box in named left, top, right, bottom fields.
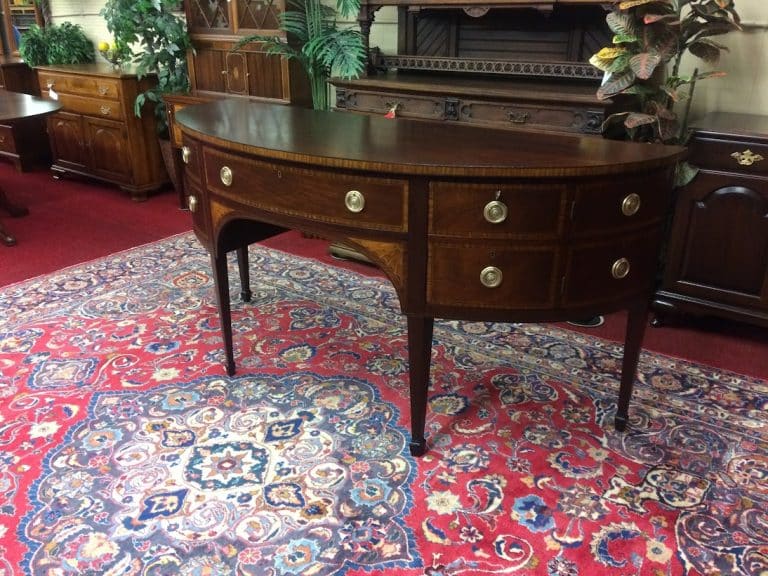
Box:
left=0, top=232, right=766, bottom=575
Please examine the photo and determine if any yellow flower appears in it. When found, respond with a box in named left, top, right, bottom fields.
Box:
left=98, top=41, right=110, bottom=52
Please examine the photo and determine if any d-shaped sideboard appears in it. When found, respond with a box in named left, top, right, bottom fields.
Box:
left=175, top=99, right=685, bottom=455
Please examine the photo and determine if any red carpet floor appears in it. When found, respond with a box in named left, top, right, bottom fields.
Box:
left=1, top=161, right=766, bottom=380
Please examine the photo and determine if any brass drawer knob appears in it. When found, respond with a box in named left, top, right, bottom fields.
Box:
left=181, top=146, right=191, bottom=164
left=611, top=257, right=630, bottom=279
left=345, top=190, right=365, bottom=213
left=480, top=266, right=503, bottom=288
left=98, top=86, right=109, bottom=96
left=220, top=166, right=233, bottom=186
left=621, top=193, right=641, bottom=216
left=100, top=105, right=112, bottom=116
left=187, top=195, right=198, bottom=213
left=483, top=200, right=508, bottom=224
left=731, top=149, right=764, bottom=166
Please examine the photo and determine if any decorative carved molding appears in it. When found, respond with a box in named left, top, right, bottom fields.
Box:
left=375, top=54, right=603, bottom=81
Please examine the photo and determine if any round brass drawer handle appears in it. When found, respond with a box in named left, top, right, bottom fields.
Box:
left=483, top=200, right=508, bottom=224
left=621, top=193, right=641, bottom=216
left=345, top=190, right=365, bottom=213
left=187, top=195, right=198, bottom=213
left=611, top=257, right=630, bottom=279
left=220, top=166, right=233, bottom=187
left=480, top=266, right=503, bottom=288
left=181, top=146, right=191, bottom=164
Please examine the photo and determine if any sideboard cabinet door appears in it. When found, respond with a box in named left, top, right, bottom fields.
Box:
left=653, top=112, right=768, bottom=327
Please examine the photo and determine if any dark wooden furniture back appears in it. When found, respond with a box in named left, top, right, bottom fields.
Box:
left=334, top=0, right=615, bottom=135
left=176, top=99, right=684, bottom=454
left=654, top=112, right=768, bottom=328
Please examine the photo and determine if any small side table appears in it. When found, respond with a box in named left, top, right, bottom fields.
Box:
left=0, top=91, right=62, bottom=246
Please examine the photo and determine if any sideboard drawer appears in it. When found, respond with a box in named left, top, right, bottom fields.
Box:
left=54, top=93, right=125, bottom=121
left=427, top=240, right=559, bottom=309
left=570, top=171, right=671, bottom=237
left=459, top=99, right=601, bottom=134
left=203, top=148, right=409, bottom=232
left=689, top=137, right=768, bottom=178
left=429, top=180, right=566, bottom=238
left=38, top=72, right=121, bottom=100
left=341, top=88, right=445, bottom=121
left=563, top=229, right=662, bottom=307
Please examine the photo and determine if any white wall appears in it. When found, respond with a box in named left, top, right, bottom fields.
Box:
left=49, top=0, right=766, bottom=118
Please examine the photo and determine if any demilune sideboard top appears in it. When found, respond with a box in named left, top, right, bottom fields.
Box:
left=176, top=98, right=684, bottom=455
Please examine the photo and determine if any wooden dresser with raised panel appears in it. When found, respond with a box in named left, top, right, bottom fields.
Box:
left=653, top=112, right=768, bottom=328
left=36, top=63, right=167, bottom=201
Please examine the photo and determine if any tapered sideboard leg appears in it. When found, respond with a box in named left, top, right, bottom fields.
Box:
left=237, top=246, right=252, bottom=302
left=407, top=315, right=434, bottom=456
left=615, top=301, right=650, bottom=431
left=211, top=252, right=236, bottom=376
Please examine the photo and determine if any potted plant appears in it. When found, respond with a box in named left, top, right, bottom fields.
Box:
left=18, top=22, right=95, bottom=66
left=235, top=0, right=367, bottom=110
left=589, top=0, right=741, bottom=166
left=100, top=0, right=192, bottom=138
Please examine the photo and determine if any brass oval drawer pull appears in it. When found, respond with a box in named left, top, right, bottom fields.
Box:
left=730, top=149, right=764, bottom=166
left=483, top=200, right=508, bottom=224
left=220, top=166, right=233, bottom=186
left=98, top=86, right=109, bottom=96
left=100, top=105, right=112, bottom=116
left=480, top=266, right=503, bottom=288
left=621, top=193, right=641, bottom=216
left=187, top=195, right=198, bottom=212
left=345, top=190, right=365, bottom=213
left=611, top=258, right=630, bottom=279
left=181, top=146, right=191, bottom=164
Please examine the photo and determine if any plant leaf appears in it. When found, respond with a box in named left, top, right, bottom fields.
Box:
left=629, top=52, right=662, bottom=79
left=597, top=70, right=637, bottom=99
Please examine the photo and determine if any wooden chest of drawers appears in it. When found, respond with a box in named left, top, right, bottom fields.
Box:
left=37, top=63, right=168, bottom=201
left=653, top=112, right=768, bottom=327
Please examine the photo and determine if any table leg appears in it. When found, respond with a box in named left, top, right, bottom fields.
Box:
left=237, top=246, right=252, bottom=302
left=0, top=186, right=30, bottom=247
left=211, top=251, right=236, bottom=376
left=615, top=301, right=649, bottom=431
left=407, top=315, right=434, bottom=456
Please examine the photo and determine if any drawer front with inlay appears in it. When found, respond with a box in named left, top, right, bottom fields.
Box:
left=563, top=228, right=663, bottom=307
left=570, top=171, right=672, bottom=236
left=428, top=241, right=559, bottom=309
left=203, top=148, right=408, bottom=232
left=430, top=181, right=567, bottom=238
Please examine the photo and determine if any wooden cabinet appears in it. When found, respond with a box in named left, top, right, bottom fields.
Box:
left=1, top=0, right=42, bottom=55
left=184, top=0, right=310, bottom=104
left=653, top=112, right=768, bottom=328
left=333, top=1, right=613, bottom=135
left=37, top=63, right=168, bottom=201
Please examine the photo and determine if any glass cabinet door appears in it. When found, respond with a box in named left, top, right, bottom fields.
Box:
left=235, top=0, right=284, bottom=34
left=186, top=0, right=233, bottom=34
